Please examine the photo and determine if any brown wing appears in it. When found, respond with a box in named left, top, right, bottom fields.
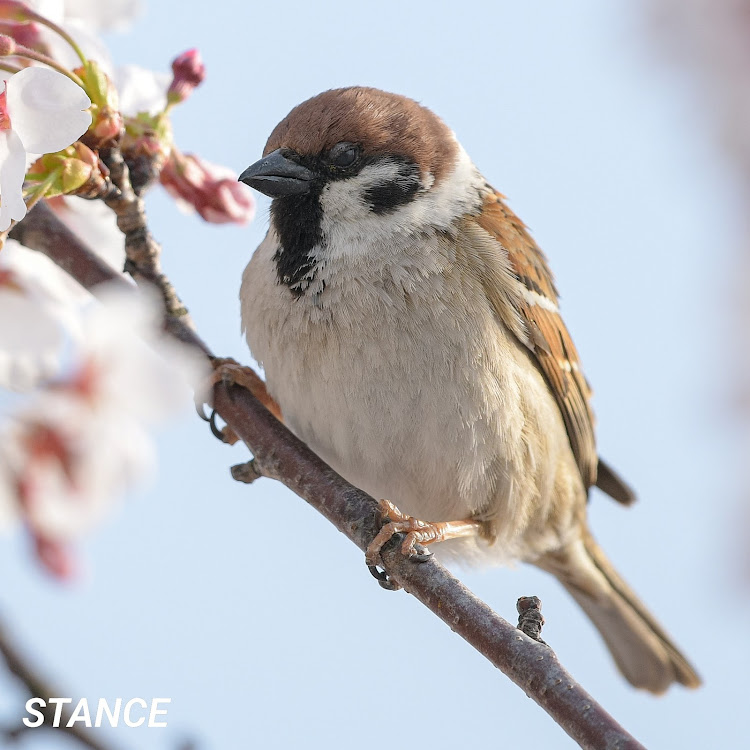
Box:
left=474, top=190, right=598, bottom=489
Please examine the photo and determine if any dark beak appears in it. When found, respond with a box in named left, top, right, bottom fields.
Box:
left=238, top=149, right=314, bottom=197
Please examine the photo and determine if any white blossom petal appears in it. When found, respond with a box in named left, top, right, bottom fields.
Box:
left=28, top=1, right=66, bottom=25
left=81, top=286, right=208, bottom=423
left=2, top=238, right=92, bottom=307
left=0, top=240, right=87, bottom=390
left=29, top=1, right=142, bottom=32
left=62, top=0, right=142, bottom=32
left=38, top=21, right=115, bottom=77
left=116, top=64, right=169, bottom=116
left=0, top=129, right=29, bottom=231
left=5, top=68, right=91, bottom=154
left=51, top=196, right=125, bottom=271
left=0, top=291, right=66, bottom=389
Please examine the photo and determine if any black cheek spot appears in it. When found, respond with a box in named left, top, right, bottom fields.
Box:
left=364, top=158, right=421, bottom=215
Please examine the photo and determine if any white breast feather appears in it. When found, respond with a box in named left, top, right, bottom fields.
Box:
left=240, top=146, right=583, bottom=566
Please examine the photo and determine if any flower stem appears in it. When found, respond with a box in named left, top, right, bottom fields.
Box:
left=24, top=11, right=87, bottom=67
left=0, top=61, right=21, bottom=75
left=10, top=45, right=85, bottom=88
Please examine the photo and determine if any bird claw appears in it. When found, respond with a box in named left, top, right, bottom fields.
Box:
left=365, top=500, right=438, bottom=572
left=367, top=564, right=401, bottom=591
left=197, top=357, right=272, bottom=444
left=411, top=543, right=433, bottom=563
left=365, top=500, right=480, bottom=590
left=208, top=408, right=235, bottom=443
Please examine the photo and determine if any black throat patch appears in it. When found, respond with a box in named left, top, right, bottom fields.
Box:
left=270, top=153, right=422, bottom=296
left=270, top=188, right=324, bottom=297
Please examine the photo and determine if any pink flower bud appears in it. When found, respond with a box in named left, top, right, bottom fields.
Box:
left=167, top=48, right=205, bottom=105
left=0, top=32, right=16, bottom=55
left=0, top=1, right=30, bottom=22
left=160, top=150, right=255, bottom=224
left=0, top=20, right=42, bottom=50
left=84, top=105, right=123, bottom=148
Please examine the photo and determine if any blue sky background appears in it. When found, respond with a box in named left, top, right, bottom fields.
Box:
left=1, top=1, right=747, bottom=748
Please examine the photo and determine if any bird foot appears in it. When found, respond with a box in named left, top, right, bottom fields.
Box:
left=365, top=499, right=481, bottom=590
left=197, top=357, right=282, bottom=444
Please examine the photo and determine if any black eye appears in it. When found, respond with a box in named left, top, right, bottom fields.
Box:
left=329, top=142, right=359, bottom=168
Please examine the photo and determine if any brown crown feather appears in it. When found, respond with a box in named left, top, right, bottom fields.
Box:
left=263, top=87, right=458, bottom=183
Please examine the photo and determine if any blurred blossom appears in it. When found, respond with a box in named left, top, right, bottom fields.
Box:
left=647, top=0, right=750, bottom=578
left=47, top=194, right=125, bottom=269
left=0, top=66, right=91, bottom=230
left=160, top=149, right=255, bottom=224
left=76, top=285, right=208, bottom=423
left=6, top=392, right=155, bottom=570
left=0, top=238, right=84, bottom=389
left=116, top=63, right=169, bottom=116
left=0, top=284, right=208, bottom=577
left=3, top=2, right=113, bottom=76
left=648, top=0, right=750, bottom=175
left=647, top=3, right=750, bottom=390
left=29, top=0, right=142, bottom=32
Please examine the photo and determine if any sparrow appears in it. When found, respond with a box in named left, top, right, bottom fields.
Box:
left=237, top=86, right=700, bottom=694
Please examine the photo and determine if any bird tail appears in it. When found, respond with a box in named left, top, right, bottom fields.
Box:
left=536, top=530, right=701, bottom=694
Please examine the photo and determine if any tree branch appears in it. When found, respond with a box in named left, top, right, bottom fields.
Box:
left=0, top=616, right=121, bottom=750
left=11, top=200, right=647, bottom=750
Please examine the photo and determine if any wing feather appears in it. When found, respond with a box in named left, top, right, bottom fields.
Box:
left=474, top=190, right=598, bottom=489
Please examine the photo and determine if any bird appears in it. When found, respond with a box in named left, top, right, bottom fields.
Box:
left=236, top=86, right=700, bottom=694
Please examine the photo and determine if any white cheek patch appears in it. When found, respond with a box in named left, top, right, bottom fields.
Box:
left=316, top=143, right=485, bottom=264
left=320, top=159, right=414, bottom=221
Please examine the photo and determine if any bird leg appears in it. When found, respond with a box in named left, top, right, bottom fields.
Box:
left=199, top=357, right=282, bottom=444
left=366, top=498, right=481, bottom=568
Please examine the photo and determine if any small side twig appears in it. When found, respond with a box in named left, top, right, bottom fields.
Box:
left=517, top=595, right=547, bottom=644
left=99, top=146, right=192, bottom=324
left=230, top=459, right=262, bottom=484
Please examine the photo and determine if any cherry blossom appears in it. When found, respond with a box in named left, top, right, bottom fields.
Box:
left=0, top=238, right=85, bottom=389
left=5, top=390, right=155, bottom=548
left=44, top=0, right=143, bottom=32
left=0, top=66, right=91, bottom=231
left=116, top=63, right=169, bottom=116
left=74, top=286, right=208, bottom=424
left=0, top=286, right=207, bottom=577
left=24, top=1, right=141, bottom=71
left=0, top=3, right=248, bottom=579
left=48, top=194, right=125, bottom=269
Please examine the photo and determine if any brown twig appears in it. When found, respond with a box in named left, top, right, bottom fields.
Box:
left=0, top=616, right=121, bottom=750
left=12, top=200, right=648, bottom=750
left=99, top=145, right=192, bottom=324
